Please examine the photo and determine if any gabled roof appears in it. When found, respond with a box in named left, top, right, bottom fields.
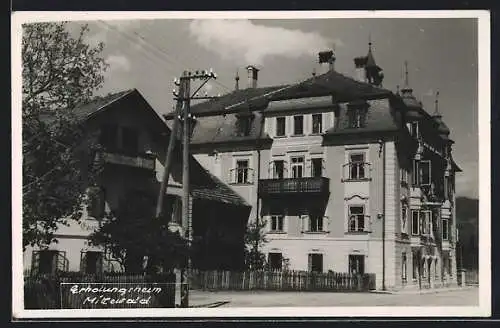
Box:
left=39, top=88, right=250, bottom=208
left=73, top=89, right=136, bottom=121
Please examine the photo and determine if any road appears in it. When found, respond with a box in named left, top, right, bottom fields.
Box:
left=189, top=287, right=479, bottom=307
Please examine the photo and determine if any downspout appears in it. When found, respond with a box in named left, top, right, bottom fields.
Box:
left=379, top=139, right=386, bottom=291
left=255, top=141, right=262, bottom=268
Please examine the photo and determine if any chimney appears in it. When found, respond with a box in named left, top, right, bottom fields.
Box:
left=246, top=65, right=259, bottom=88
left=318, top=50, right=336, bottom=75
left=354, top=56, right=368, bottom=82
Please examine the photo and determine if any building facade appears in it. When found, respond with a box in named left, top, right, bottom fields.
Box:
left=24, top=89, right=250, bottom=275
left=166, top=46, right=461, bottom=290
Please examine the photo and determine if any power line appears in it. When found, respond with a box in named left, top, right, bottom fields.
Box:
left=97, top=21, right=180, bottom=78
left=99, top=21, right=234, bottom=94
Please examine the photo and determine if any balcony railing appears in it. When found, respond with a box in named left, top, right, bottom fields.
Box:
left=258, top=176, right=329, bottom=196
left=342, top=162, right=371, bottom=182
left=99, top=151, right=156, bottom=171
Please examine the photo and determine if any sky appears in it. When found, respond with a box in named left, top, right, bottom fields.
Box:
left=67, top=17, right=478, bottom=198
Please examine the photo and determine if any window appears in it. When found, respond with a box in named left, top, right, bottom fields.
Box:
left=270, top=215, right=284, bottom=232
left=273, top=160, right=285, bottom=179
left=348, top=206, right=365, bottom=232
left=81, top=251, right=103, bottom=274
left=311, top=158, right=323, bottom=177
left=411, top=210, right=420, bottom=235
left=37, top=250, right=58, bottom=274
left=121, top=127, right=139, bottom=154
left=400, top=168, right=408, bottom=185
left=268, top=253, right=283, bottom=270
left=349, top=255, right=365, bottom=275
left=421, top=210, right=431, bottom=235
left=401, top=205, right=408, bottom=234
left=99, top=124, right=118, bottom=150
left=293, top=115, right=304, bottom=135
left=290, top=156, right=304, bottom=178
left=276, top=117, right=286, bottom=137
left=308, top=253, right=323, bottom=272
left=412, top=249, right=419, bottom=280
left=236, top=160, right=250, bottom=183
left=349, top=153, right=366, bottom=180
left=410, top=122, right=419, bottom=138
left=312, top=114, right=322, bottom=134
left=412, top=160, right=419, bottom=185
left=164, top=195, right=182, bottom=224
left=348, top=109, right=366, bottom=128
left=236, top=115, right=253, bottom=136
left=309, top=214, right=323, bottom=232
left=88, top=186, right=106, bottom=219
left=442, top=218, right=449, bottom=240
left=434, top=259, right=439, bottom=279
left=419, top=160, right=431, bottom=186
left=402, top=252, right=408, bottom=282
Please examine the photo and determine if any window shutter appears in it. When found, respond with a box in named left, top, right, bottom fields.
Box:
left=302, top=215, right=309, bottom=232
left=322, top=112, right=328, bottom=132
left=308, top=254, right=313, bottom=272
left=269, top=161, right=274, bottom=178
left=323, top=216, right=329, bottom=232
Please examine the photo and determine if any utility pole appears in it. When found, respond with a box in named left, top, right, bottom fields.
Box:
left=155, top=72, right=187, bottom=220
left=166, top=69, right=218, bottom=308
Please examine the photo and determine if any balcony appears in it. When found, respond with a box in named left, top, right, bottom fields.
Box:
left=98, top=151, right=156, bottom=171
left=258, top=176, right=329, bottom=197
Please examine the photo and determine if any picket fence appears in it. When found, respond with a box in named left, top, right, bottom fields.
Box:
left=24, top=271, right=177, bottom=309
left=189, top=270, right=376, bottom=292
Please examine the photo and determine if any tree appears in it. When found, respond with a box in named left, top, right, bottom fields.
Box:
left=243, top=218, right=268, bottom=270
left=22, top=22, right=108, bottom=249
left=89, top=190, right=189, bottom=274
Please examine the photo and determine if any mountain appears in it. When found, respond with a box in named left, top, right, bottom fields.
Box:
left=455, top=196, right=479, bottom=270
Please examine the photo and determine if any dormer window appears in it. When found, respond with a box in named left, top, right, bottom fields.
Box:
left=236, top=113, right=254, bottom=137
left=347, top=100, right=369, bottom=129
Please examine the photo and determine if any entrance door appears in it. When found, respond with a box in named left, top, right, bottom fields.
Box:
left=349, top=255, right=365, bottom=275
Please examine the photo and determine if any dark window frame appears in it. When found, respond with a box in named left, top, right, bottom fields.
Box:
left=348, top=205, right=365, bottom=232
left=276, top=117, right=286, bottom=137
left=411, top=210, right=420, bottom=235
left=309, top=214, right=324, bottom=232
left=349, top=153, right=366, bottom=180
left=311, top=158, right=323, bottom=177
left=290, top=156, right=305, bottom=178
left=270, top=215, right=284, bottom=232
left=293, top=115, right=304, bottom=135
left=312, top=113, right=323, bottom=134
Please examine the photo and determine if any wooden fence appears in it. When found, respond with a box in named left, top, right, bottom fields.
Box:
left=24, top=271, right=177, bottom=309
left=189, top=270, right=376, bottom=292
left=464, top=270, right=479, bottom=286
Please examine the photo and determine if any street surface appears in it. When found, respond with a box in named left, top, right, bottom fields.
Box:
left=189, top=287, right=479, bottom=307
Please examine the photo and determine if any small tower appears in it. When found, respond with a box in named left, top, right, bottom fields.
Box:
left=353, top=36, right=384, bottom=86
